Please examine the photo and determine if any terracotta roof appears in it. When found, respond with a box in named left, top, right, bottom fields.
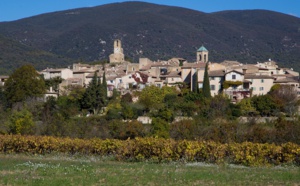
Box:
left=182, top=62, right=206, bottom=69
left=161, top=71, right=181, bottom=78
left=73, top=69, right=96, bottom=73
left=274, top=77, right=298, bottom=83
left=132, top=72, right=149, bottom=83
left=220, top=60, right=241, bottom=67
left=85, top=71, right=104, bottom=78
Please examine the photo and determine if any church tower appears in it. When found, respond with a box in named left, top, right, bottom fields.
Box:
left=109, top=39, right=125, bottom=63
left=197, top=46, right=209, bottom=63
left=114, top=39, right=123, bottom=54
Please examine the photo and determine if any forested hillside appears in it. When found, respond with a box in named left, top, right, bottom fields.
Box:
left=0, top=2, right=300, bottom=73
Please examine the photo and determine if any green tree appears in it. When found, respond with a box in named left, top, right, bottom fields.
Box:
left=81, top=72, right=98, bottom=113
left=81, top=71, right=107, bottom=114
left=192, top=69, right=199, bottom=93
left=44, top=76, right=63, bottom=92
left=238, top=98, right=258, bottom=116
left=4, top=65, right=46, bottom=106
left=151, top=118, right=170, bottom=138
left=8, top=109, right=34, bottom=134
left=251, top=95, right=278, bottom=116
left=202, top=63, right=211, bottom=98
left=138, top=85, right=176, bottom=111
left=101, top=71, right=108, bottom=100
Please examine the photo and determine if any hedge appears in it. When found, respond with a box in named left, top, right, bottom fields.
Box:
left=0, top=135, right=299, bottom=166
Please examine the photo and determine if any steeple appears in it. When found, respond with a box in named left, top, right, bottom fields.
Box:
left=197, top=45, right=209, bottom=63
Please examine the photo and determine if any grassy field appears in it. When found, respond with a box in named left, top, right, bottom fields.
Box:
left=0, top=154, right=299, bottom=186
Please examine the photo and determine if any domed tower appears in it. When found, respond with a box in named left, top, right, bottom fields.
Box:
left=109, top=39, right=125, bottom=63
left=197, top=46, right=209, bottom=63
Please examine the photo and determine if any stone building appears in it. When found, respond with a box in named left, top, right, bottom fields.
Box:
left=109, top=39, right=125, bottom=63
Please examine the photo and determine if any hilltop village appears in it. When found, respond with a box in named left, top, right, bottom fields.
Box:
left=1, top=39, right=300, bottom=144
left=38, top=39, right=299, bottom=103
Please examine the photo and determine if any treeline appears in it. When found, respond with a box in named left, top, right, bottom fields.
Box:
left=0, top=65, right=300, bottom=144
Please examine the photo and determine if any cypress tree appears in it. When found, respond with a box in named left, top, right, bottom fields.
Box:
left=102, top=71, right=107, bottom=100
left=192, top=69, right=199, bottom=93
left=202, top=63, right=211, bottom=98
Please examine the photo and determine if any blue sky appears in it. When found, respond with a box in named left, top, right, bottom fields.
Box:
left=0, top=0, right=299, bottom=22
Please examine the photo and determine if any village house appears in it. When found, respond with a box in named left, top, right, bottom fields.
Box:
left=41, top=68, right=73, bottom=80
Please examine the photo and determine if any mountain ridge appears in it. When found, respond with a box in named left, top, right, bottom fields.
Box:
left=0, top=1, right=300, bottom=74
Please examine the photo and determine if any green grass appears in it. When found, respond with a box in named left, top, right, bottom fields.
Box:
left=0, top=154, right=299, bottom=186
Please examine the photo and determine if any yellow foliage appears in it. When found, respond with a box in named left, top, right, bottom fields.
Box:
left=0, top=135, right=299, bottom=166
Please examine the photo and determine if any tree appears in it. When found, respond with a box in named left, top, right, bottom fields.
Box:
left=202, top=63, right=211, bottom=98
left=80, top=71, right=108, bottom=114
left=138, top=85, right=176, bottom=111
left=238, top=98, right=258, bottom=116
left=101, top=71, right=108, bottom=100
left=251, top=95, right=278, bottom=116
left=8, top=109, right=34, bottom=134
left=268, top=84, right=298, bottom=116
left=80, top=72, right=98, bottom=113
left=192, top=69, right=199, bottom=93
left=4, top=65, right=46, bottom=106
left=44, top=76, right=63, bottom=92
left=170, top=119, right=196, bottom=140
left=151, top=118, right=170, bottom=138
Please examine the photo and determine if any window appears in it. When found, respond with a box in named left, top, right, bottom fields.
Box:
left=261, top=79, right=264, bottom=83
left=219, top=85, right=222, bottom=90
left=210, top=85, right=215, bottom=90
left=210, top=77, right=215, bottom=80
left=252, top=87, right=256, bottom=91
left=232, top=74, right=236, bottom=80
left=259, top=87, right=264, bottom=91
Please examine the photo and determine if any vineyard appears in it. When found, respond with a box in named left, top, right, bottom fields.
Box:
left=0, top=135, right=299, bottom=166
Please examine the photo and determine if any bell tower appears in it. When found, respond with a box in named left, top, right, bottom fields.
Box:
left=114, top=39, right=123, bottom=54
left=197, top=46, right=209, bottom=63
left=109, top=39, right=125, bottom=63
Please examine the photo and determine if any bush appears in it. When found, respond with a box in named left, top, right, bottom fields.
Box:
left=1, top=135, right=299, bottom=166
